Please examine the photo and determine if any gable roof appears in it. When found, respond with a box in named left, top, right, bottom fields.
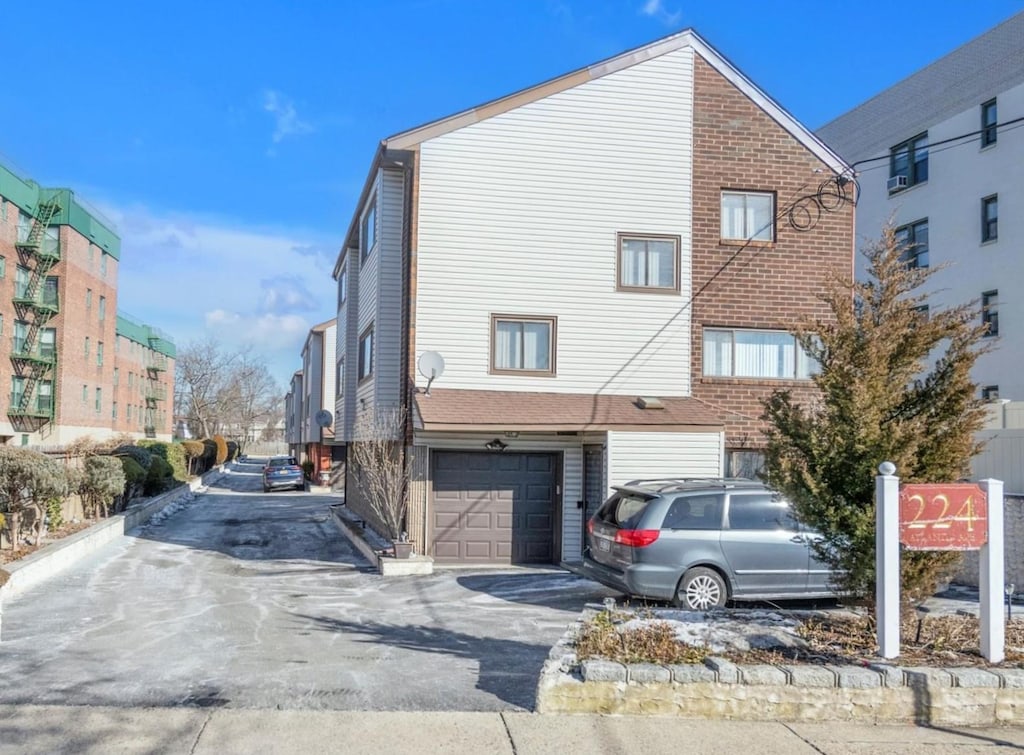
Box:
left=818, top=11, right=1024, bottom=161
left=333, top=28, right=849, bottom=275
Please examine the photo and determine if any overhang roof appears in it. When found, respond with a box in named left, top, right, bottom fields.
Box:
left=414, top=389, right=723, bottom=432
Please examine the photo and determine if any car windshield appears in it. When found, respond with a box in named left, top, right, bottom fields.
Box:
left=267, top=457, right=297, bottom=468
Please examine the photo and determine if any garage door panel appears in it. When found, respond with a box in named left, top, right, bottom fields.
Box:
left=432, top=451, right=557, bottom=565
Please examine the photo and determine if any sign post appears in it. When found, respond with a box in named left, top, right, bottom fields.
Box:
left=875, top=462, right=1005, bottom=662
left=876, top=462, right=901, bottom=659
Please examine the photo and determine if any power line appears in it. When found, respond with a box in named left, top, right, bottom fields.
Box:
left=849, top=116, right=1024, bottom=170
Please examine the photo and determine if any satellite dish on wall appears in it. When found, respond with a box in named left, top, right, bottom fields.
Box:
left=314, top=409, right=334, bottom=428
left=417, top=351, right=446, bottom=396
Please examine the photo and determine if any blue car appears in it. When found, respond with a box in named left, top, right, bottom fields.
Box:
left=262, top=456, right=305, bottom=492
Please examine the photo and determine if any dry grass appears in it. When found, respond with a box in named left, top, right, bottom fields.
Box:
left=574, top=609, right=1024, bottom=668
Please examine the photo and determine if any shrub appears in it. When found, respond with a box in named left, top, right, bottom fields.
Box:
left=139, top=440, right=187, bottom=482
left=0, top=447, right=68, bottom=547
left=226, top=441, right=239, bottom=461
left=201, top=439, right=217, bottom=471
left=121, top=457, right=147, bottom=501
left=81, top=456, right=127, bottom=519
left=45, top=497, right=64, bottom=531
left=181, top=440, right=205, bottom=476
left=145, top=456, right=174, bottom=496
left=213, top=435, right=228, bottom=466
left=113, top=444, right=153, bottom=471
left=301, top=460, right=315, bottom=481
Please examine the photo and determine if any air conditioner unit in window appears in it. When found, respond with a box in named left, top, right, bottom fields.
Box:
left=887, top=175, right=909, bottom=192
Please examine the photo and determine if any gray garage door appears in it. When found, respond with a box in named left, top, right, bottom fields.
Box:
left=432, top=451, right=557, bottom=564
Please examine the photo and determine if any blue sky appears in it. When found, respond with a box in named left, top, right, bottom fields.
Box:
left=1, top=0, right=1021, bottom=387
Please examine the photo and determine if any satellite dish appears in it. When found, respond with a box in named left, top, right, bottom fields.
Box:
left=314, top=409, right=333, bottom=428
left=417, top=351, right=446, bottom=396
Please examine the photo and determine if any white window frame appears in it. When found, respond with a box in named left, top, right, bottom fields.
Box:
left=720, top=191, right=775, bottom=243
left=703, top=327, right=815, bottom=380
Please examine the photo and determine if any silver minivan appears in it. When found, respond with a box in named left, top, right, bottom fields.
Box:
left=580, top=479, right=836, bottom=609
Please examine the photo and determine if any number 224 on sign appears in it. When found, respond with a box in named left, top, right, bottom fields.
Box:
left=898, top=484, right=988, bottom=551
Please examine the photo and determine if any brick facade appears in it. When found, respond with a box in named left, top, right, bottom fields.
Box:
left=690, top=55, right=854, bottom=452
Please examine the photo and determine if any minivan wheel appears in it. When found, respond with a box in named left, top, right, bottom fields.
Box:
left=676, top=567, right=727, bottom=610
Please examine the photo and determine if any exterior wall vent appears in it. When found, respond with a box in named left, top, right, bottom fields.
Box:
left=635, top=396, right=665, bottom=410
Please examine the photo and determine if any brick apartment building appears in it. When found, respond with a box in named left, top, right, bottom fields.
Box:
left=0, top=161, right=174, bottom=445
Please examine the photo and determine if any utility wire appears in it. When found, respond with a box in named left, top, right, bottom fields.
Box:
left=848, top=116, right=1024, bottom=170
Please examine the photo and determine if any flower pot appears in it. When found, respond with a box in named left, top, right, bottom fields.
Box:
left=393, top=541, right=414, bottom=560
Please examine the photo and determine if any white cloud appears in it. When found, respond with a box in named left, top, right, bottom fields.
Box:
left=262, top=89, right=314, bottom=144
left=640, top=0, right=681, bottom=26
left=100, top=202, right=337, bottom=386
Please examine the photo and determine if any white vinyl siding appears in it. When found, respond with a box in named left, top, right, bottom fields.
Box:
left=323, top=323, right=337, bottom=420
left=606, top=431, right=723, bottom=494
left=415, top=46, right=695, bottom=396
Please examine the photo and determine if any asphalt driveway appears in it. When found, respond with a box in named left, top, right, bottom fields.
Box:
left=0, top=463, right=614, bottom=712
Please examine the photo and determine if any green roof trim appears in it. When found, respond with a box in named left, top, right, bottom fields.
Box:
left=116, top=313, right=177, bottom=359
left=0, top=162, right=120, bottom=259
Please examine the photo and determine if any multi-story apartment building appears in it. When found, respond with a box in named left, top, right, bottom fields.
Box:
left=819, top=10, right=1023, bottom=400
left=333, top=29, right=854, bottom=564
left=285, top=370, right=303, bottom=459
left=0, top=162, right=175, bottom=444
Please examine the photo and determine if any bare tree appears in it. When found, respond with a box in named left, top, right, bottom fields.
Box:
left=176, top=338, right=233, bottom=439
left=349, top=408, right=409, bottom=543
left=218, top=349, right=282, bottom=453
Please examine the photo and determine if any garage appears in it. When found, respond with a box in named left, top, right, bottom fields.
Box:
left=431, top=451, right=559, bottom=564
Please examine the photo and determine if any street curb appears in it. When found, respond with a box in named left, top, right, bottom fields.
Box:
left=0, top=466, right=226, bottom=612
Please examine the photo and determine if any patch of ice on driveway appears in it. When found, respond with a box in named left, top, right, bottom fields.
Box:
left=619, top=609, right=807, bottom=653
left=138, top=492, right=200, bottom=531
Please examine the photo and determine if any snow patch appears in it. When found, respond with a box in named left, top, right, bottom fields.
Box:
left=614, top=608, right=807, bottom=654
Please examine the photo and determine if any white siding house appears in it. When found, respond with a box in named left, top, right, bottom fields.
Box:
left=333, top=28, right=850, bottom=564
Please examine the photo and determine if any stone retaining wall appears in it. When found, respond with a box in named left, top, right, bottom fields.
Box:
left=536, top=612, right=1024, bottom=725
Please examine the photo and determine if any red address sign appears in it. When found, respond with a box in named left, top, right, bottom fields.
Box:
left=899, top=483, right=987, bottom=551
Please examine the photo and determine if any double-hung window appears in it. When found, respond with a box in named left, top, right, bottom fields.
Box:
left=337, top=358, right=344, bottom=397
left=617, top=234, right=679, bottom=292
left=894, top=219, right=929, bottom=268
left=982, top=290, right=999, bottom=337
left=982, top=195, right=998, bottom=243
left=720, top=192, right=774, bottom=242
left=890, top=133, right=929, bottom=188
left=491, top=315, right=556, bottom=375
left=338, top=264, right=348, bottom=306
left=358, top=326, right=374, bottom=381
left=14, top=266, right=29, bottom=299
left=703, top=328, right=815, bottom=380
left=981, top=99, right=997, bottom=147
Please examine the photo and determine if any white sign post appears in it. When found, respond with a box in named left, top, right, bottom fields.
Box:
left=875, top=462, right=1005, bottom=662
left=875, top=462, right=901, bottom=659
left=979, top=479, right=1005, bottom=663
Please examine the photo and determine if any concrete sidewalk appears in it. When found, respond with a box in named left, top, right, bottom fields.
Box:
left=1, top=706, right=1022, bottom=754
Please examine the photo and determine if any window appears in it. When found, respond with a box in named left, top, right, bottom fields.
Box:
left=112, top=401, right=118, bottom=420
left=725, top=450, right=765, bottom=479
left=361, top=196, right=377, bottom=260
left=890, top=133, right=929, bottom=187
left=11, top=376, right=24, bottom=408
left=114, top=367, right=119, bottom=385
left=13, top=321, right=26, bottom=355
left=99, top=295, right=106, bottom=321
left=100, top=252, right=108, bottom=277
left=128, top=371, right=134, bottom=387
left=88, top=244, right=95, bottom=266
left=97, top=342, right=104, bottom=366
left=982, top=290, right=999, bottom=337
left=981, top=99, right=997, bottom=147
left=17, top=212, right=31, bottom=243
left=42, top=226, right=58, bottom=257
left=43, top=277, right=58, bottom=309
left=617, top=234, right=680, bottom=292
left=95, top=387, right=102, bottom=414
left=727, top=493, right=798, bottom=531
left=338, top=265, right=348, bottom=306
left=0, top=314, right=3, bottom=336
left=14, top=266, right=28, bottom=298
left=358, top=326, right=374, bottom=381
left=721, top=192, right=774, bottom=242
left=0, top=199, right=5, bottom=222
left=491, top=315, right=556, bottom=375
left=703, top=328, right=815, bottom=379
left=0, top=256, right=5, bottom=278
left=37, top=381, right=52, bottom=414
left=81, top=384, right=87, bottom=404
left=86, top=289, right=92, bottom=310
left=982, top=195, right=998, bottom=242
left=39, top=328, right=55, bottom=360
left=337, top=358, right=344, bottom=397
left=127, top=404, right=132, bottom=420
left=662, top=494, right=724, bottom=530
left=84, top=337, right=90, bottom=359
left=982, top=385, right=1000, bottom=401
left=894, top=219, right=929, bottom=268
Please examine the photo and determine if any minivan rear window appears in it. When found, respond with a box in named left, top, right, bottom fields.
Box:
left=597, top=493, right=651, bottom=529
left=662, top=494, right=724, bottom=530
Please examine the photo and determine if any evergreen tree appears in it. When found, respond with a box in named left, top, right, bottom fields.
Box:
left=761, top=227, right=991, bottom=607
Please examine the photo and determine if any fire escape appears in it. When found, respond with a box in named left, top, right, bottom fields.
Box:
left=8, top=195, right=61, bottom=433
left=144, top=345, right=168, bottom=437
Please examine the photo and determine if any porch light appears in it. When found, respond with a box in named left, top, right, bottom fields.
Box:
left=484, top=438, right=508, bottom=452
